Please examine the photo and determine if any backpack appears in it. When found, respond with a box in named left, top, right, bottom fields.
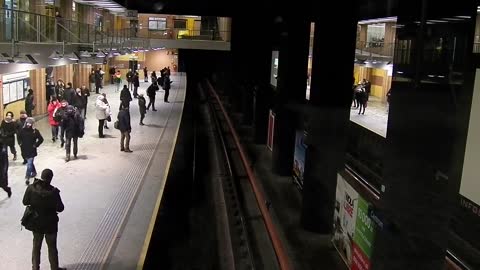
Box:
left=74, top=113, right=85, bottom=138
left=53, top=107, right=64, bottom=122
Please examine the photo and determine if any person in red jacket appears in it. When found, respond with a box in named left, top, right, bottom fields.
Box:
left=47, top=97, right=61, bottom=142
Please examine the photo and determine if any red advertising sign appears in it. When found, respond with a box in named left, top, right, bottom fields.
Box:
left=351, top=242, right=371, bottom=270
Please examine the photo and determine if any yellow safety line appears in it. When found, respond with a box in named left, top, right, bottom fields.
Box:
left=136, top=74, right=185, bottom=270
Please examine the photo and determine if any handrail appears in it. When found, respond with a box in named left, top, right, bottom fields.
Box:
left=206, top=80, right=292, bottom=270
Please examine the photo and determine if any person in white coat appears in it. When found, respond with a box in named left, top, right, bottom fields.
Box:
left=95, top=95, right=109, bottom=138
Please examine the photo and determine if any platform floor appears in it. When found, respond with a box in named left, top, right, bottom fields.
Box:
left=0, top=74, right=186, bottom=270
left=349, top=96, right=388, bottom=137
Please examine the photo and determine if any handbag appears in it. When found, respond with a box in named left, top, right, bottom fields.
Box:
left=106, top=115, right=112, bottom=122
left=21, top=206, right=38, bottom=231
left=114, top=120, right=119, bottom=129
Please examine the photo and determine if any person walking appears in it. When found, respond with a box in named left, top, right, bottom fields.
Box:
left=22, top=168, right=66, bottom=270
left=47, top=97, right=61, bottom=142
left=117, top=105, right=132, bottom=152
left=109, top=65, right=116, bottom=85
left=73, top=88, right=86, bottom=119
left=17, top=110, right=28, bottom=164
left=80, top=85, right=90, bottom=119
left=126, top=68, right=134, bottom=91
left=0, top=140, right=11, bottom=198
left=89, top=70, right=96, bottom=93
left=25, top=89, right=36, bottom=117
left=95, top=68, right=103, bottom=94
left=0, top=111, right=18, bottom=161
left=102, top=93, right=112, bottom=130
left=114, top=70, right=122, bottom=93
left=146, top=83, right=158, bottom=111
left=18, top=117, right=44, bottom=185
left=138, top=94, right=147, bottom=125
left=62, top=105, right=84, bottom=162
left=54, top=100, right=69, bottom=148
left=95, top=95, right=109, bottom=138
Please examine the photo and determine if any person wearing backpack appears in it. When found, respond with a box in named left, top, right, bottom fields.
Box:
left=62, top=105, right=83, bottom=162
left=22, top=168, right=66, bottom=270
left=48, top=97, right=61, bottom=142
left=17, top=117, right=44, bottom=185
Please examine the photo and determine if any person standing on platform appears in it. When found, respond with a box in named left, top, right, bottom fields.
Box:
left=95, top=68, right=102, bottom=94
left=23, top=168, right=66, bottom=270
left=25, top=89, right=35, bottom=117
left=54, top=100, right=68, bottom=148
left=163, top=74, right=172, bottom=103
left=0, top=111, right=18, bottom=161
left=133, top=71, right=140, bottom=98
left=89, top=70, right=96, bottom=93
left=62, top=105, right=84, bottom=162
left=151, top=70, right=157, bottom=85
left=126, top=68, right=134, bottom=91
left=0, top=141, right=11, bottom=198
left=109, top=65, right=116, bottom=85
left=46, top=78, right=55, bottom=107
left=146, top=83, right=158, bottom=111
left=95, top=95, right=109, bottom=138
left=138, top=94, right=146, bottom=125
left=17, top=110, right=28, bottom=164
left=114, top=70, right=122, bottom=93
left=47, top=97, right=61, bottom=142
left=55, top=79, right=65, bottom=100
left=63, top=82, right=75, bottom=105
left=18, top=117, right=43, bottom=185
left=73, top=88, right=86, bottom=119
left=120, top=84, right=132, bottom=110
left=143, top=66, right=148, bottom=82
left=117, top=105, right=132, bottom=153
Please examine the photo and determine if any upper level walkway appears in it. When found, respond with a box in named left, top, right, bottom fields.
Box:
left=0, top=73, right=186, bottom=270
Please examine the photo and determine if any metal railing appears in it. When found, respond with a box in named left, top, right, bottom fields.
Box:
left=0, top=8, right=132, bottom=45
left=137, top=28, right=231, bottom=42
left=356, top=41, right=395, bottom=57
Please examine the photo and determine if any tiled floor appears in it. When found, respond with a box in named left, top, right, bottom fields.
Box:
left=0, top=74, right=186, bottom=270
left=349, top=96, right=389, bottom=137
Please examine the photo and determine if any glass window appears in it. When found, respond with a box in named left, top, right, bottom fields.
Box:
left=148, top=17, right=166, bottom=30
left=367, top=23, right=385, bottom=47
left=173, top=19, right=187, bottom=29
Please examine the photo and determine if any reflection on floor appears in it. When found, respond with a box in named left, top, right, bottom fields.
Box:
left=349, top=96, right=388, bottom=137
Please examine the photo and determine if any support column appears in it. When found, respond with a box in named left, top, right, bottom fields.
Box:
left=300, top=6, right=358, bottom=232
left=371, top=1, right=477, bottom=269
left=271, top=16, right=310, bottom=175
left=230, top=15, right=272, bottom=122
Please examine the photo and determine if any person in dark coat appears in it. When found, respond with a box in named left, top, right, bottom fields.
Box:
left=0, top=141, right=11, bottom=198
left=63, top=82, right=75, bottom=105
left=109, top=66, right=116, bottom=84
left=72, top=88, right=86, bottom=118
left=46, top=79, right=55, bottom=106
left=151, top=70, right=157, bottom=84
left=126, top=69, right=134, bottom=90
left=80, top=85, right=90, bottom=119
left=138, top=94, right=147, bottom=125
left=143, top=66, right=148, bottom=82
left=17, top=117, right=44, bottom=185
left=62, top=105, right=83, bottom=162
left=95, top=68, right=103, bottom=94
left=146, top=83, right=158, bottom=111
left=17, top=110, right=28, bottom=164
left=118, top=105, right=132, bottom=152
left=120, top=85, right=132, bottom=110
left=23, top=168, right=66, bottom=270
left=55, top=80, right=65, bottom=100
left=133, top=72, right=140, bottom=98
left=0, top=111, right=18, bottom=161
left=25, top=89, right=35, bottom=117
left=163, top=74, right=172, bottom=103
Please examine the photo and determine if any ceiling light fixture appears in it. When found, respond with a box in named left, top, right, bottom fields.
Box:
left=49, top=51, right=62, bottom=60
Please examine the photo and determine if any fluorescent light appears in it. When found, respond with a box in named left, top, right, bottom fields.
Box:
left=95, top=51, right=106, bottom=58
left=80, top=51, right=91, bottom=58
left=49, top=51, right=62, bottom=60
left=65, top=52, right=79, bottom=61
left=455, top=16, right=471, bottom=19
left=358, top=16, right=397, bottom=25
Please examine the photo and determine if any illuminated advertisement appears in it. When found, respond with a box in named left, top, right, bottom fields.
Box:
left=333, top=175, right=376, bottom=270
left=306, top=22, right=314, bottom=100
left=292, top=130, right=307, bottom=188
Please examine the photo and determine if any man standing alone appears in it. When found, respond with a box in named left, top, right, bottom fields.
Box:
left=23, top=168, right=66, bottom=270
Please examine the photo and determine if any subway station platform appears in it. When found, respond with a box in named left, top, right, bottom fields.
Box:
left=0, top=74, right=186, bottom=270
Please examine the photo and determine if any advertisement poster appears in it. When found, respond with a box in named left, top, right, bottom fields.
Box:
left=293, top=130, right=307, bottom=188
left=333, top=175, right=376, bottom=270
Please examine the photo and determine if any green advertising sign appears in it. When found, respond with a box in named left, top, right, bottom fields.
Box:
left=353, top=197, right=375, bottom=258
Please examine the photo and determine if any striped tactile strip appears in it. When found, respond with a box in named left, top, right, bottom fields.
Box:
left=73, top=75, right=185, bottom=270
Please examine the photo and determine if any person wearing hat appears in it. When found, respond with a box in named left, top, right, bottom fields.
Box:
left=23, top=168, right=66, bottom=270
left=138, top=94, right=147, bottom=126
left=17, top=117, right=44, bottom=185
